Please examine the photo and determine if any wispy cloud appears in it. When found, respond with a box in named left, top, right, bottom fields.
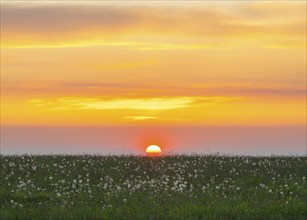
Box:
left=27, top=96, right=235, bottom=112
left=28, top=97, right=199, bottom=111
left=2, top=1, right=305, bottom=49
left=122, top=116, right=158, bottom=121
left=8, top=82, right=305, bottom=98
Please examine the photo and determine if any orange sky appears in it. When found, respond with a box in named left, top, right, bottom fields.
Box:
left=1, top=1, right=306, bottom=126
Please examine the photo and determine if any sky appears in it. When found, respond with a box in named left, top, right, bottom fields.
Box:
left=1, top=0, right=306, bottom=154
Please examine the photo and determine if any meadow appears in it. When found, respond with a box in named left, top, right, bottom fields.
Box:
left=0, top=155, right=306, bottom=219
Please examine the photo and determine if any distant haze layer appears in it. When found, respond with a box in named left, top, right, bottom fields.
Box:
left=1, top=126, right=306, bottom=155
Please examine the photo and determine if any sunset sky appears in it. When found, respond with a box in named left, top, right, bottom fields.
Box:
left=1, top=1, right=306, bottom=154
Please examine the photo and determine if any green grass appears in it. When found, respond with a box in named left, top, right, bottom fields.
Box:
left=1, top=155, right=306, bottom=219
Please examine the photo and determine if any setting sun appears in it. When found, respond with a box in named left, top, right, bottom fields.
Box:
left=146, top=145, right=162, bottom=156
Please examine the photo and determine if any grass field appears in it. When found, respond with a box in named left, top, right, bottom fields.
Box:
left=1, top=155, right=306, bottom=219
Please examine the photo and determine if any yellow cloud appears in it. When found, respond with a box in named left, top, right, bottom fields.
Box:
left=27, top=96, right=234, bottom=111
left=1, top=40, right=218, bottom=50
left=122, top=116, right=158, bottom=121
left=28, top=97, right=197, bottom=111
